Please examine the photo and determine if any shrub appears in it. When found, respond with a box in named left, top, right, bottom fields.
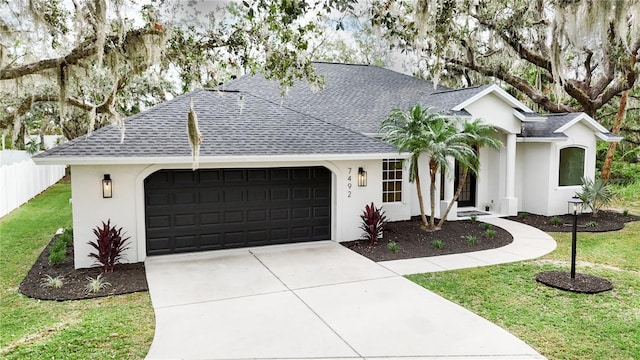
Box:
left=465, top=235, right=477, bottom=246
left=623, top=209, right=629, bottom=216
left=482, top=223, right=491, bottom=230
left=485, top=229, right=496, bottom=238
left=359, top=202, right=387, bottom=245
left=85, top=274, right=111, bottom=294
left=88, top=220, right=130, bottom=272
left=551, top=216, right=562, bottom=226
left=469, top=215, right=478, bottom=223
left=585, top=221, right=598, bottom=228
left=58, top=227, right=73, bottom=246
left=40, top=275, right=64, bottom=289
left=577, top=177, right=614, bottom=216
left=387, top=241, right=399, bottom=253
left=432, top=240, right=443, bottom=249
left=518, top=212, right=529, bottom=219
left=48, top=248, right=66, bottom=265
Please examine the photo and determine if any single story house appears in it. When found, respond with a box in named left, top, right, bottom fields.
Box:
left=34, top=62, right=621, bottom=269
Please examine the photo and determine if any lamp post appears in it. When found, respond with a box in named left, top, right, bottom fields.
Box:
left=567, top=197, right=583, bottom=279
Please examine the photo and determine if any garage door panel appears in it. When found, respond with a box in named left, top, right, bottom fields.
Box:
left=145, top=167, right=331, bottom=255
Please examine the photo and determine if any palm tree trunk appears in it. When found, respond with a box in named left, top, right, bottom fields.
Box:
left=429, top=161, right=437, bottom=230
left=601, top=90, right=628, bottom=184
left=414, top=168, right=428, bottom=228
left=437, top=166, right=469, bottom=228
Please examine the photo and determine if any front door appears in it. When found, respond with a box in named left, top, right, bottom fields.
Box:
left=454, top=161, right=476, bottom=207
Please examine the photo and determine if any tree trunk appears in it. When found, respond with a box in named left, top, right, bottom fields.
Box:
left=414, top=166, right=428, bottom=228
left=437, top=166, right=469, bottom=228
left=601, top=90, right=628, bottom=184
left=428, top=160, right=437, bottom=230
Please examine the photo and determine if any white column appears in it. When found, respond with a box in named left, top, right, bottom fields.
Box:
left=440, top=158, right=457, bottom=220
left=505, top=133, right=516, bottom=198
left=501, top=133, right=518, bottom=215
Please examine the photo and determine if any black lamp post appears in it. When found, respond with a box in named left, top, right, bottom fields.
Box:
left=567, top=197, right=583, bottom=279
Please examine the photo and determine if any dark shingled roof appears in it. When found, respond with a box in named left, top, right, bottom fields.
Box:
left=520, top=113, right=590, bottom=138
left=226, top=62, right=453, bottom=134
left=419, top=85, right=490, bottom=114
left=35, top=89, right=399, bottom=160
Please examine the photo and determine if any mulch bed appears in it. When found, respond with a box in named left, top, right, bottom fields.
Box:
left=342, top=217, right=513, bottom=262
left=535, top=270, right=614, bottom=294
left=19, top=233, right=148, bottom=301
left=20, top=210, right=637, bottom=301
left=506, top=210, right=640, bottom=232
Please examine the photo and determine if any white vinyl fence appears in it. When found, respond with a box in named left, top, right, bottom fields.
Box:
left=0, top=150, right=66, bottom=218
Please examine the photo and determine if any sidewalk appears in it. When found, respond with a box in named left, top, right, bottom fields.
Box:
left=378, top=217, right=557, bottom=275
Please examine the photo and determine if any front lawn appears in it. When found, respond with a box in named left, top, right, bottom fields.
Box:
left=409, top=199, right=640, bottom=359
left=0, top=181, right=154, bottom=359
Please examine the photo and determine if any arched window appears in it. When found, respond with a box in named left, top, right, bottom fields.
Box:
left=559, top=147, right=585, bottom=186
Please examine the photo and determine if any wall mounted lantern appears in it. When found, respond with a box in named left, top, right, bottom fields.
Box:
left=102, top=174, right=112, bottom=198
left=357, top=167, right=367, bottom=187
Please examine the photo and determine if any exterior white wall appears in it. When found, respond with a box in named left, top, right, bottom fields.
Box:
left=516, top=142, right=552, bottom=215
left=70, top=159, right=412, bottom=269
left=546, top=124, right=597, bottom=215
left=516, top=122, right=599, bottom=216
left=464, top=94, right=521, bottom=134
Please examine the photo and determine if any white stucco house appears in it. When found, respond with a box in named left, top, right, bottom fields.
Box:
left=33, top=62, right=621, bottom=269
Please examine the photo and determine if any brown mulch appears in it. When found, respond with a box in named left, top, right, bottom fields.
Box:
left=342, top=217, right=513, bottom=262
left=535, top=270, right=614, bottom=294
left=20, top=210, right=637, bottom=301
left=506, top=210, right=640, bottom=232
left=19, top=233, right=148, bottom=301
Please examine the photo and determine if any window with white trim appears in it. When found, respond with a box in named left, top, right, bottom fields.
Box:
left=559, top=147, right=585, bottom=186
left=383, top=159, right=403, bottom=202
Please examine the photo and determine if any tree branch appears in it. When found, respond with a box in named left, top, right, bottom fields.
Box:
left=444, top=57, right=575, bottom=113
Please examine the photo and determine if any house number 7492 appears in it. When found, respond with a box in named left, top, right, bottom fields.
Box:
left=347, top=168, right=352, bottom=198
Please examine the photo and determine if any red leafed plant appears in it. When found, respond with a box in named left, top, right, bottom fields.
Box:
left=88, top=220, right=130, bottom=272
left=359, top=202, right=387, bottom=245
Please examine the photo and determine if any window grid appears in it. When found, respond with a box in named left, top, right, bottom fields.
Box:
left=383, top=159, right=403, bottom=203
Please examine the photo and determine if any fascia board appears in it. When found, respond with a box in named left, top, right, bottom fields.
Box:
left=452, top=84, right=534, bottom=112
left=32, top=152, right=412, bottom=166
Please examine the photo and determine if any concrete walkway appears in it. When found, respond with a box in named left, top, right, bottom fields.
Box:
left=145, top=218, right=553, bottom=360
left=379, top=217, right=557, bottom=275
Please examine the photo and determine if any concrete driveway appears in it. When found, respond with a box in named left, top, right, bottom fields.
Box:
left=145, top=241, right=544, bottom=359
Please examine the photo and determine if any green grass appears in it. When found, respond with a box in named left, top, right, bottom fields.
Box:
left=0, top=181, right=154, bottom=359
left=408, top=189, right=640, bottom=360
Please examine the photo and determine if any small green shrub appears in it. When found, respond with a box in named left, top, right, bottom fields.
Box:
left=623, top=209, right=629, bottom=216
left=432, top=240, right=443, bottom=249
left=387, top=241, right=399, bottom=253
left=482, top=223, right=491, bottom=230
left=551, top=216, right=562, bottom=226
left=465, top=235, right=477, bottom=246
left=85, top=274, right=111, bottom=294
left=518, top=212, right=529, bottom=219
left=48, top=249, right=66, bottom=265
left=58, top=227, right=73, bottom=246
left=585, top=221, right=598, bottom=228
left=485, top=229, right=496, bottom=238
left=469, top=215, right=478, bottom=223
left=40, top=275, right=64, bottom=289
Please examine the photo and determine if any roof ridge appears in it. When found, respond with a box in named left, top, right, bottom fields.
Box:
left=430, top=84, right=488, bottom=95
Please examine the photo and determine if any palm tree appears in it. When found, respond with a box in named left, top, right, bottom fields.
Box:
left=381, top=105, right=475, bottom=230
left=437, top=119, right=503, bottom=228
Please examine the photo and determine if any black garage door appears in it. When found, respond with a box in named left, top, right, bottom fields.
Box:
left=144, top=167, right=331, bottom=255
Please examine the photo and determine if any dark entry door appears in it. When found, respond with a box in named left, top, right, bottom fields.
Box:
left=454, top=161, right=476, bottom=207
left=144, top=167, right=332, bottom=255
